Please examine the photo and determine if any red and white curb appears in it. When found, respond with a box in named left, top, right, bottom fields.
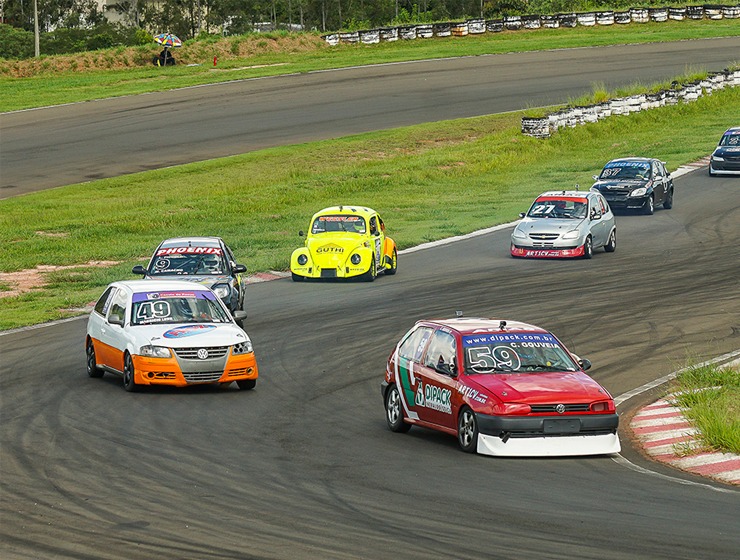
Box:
left=631, top=394, right=740, bottom=486
left=245, top=270, right=291, bottom=283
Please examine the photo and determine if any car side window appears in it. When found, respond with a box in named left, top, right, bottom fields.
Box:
left=590, top=197, right=601, bottom=218
left=94, top=287, right=116, bottom=316
left=398, top=327, right=434, bottom=362
left=423, top=330, right=457, bottom=375
left=598, top=195, right=608, bottom=214
left=107, top=289, right=128, bottom=324
left=369, top=216, right=378, bottom=235
left=653, top=162, right=662, bottom=178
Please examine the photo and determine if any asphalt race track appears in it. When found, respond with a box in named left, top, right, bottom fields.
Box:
left=2, top=37, right=740, bottom=197
left=1, top=40, right=740, bottom=559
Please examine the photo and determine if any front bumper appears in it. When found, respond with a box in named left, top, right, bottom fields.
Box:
left=291, top=262, right=369, bottom=279
left=710, top=159, right=740, bottom=174
left=131, top=351, right=258, bottom=387
left=475, top=412, right=620, bottom=456
left=602, top=195, right=650, bottom=210
left=511, top=244, right=585, bottom=258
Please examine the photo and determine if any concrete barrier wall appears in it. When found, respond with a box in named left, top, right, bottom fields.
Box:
left=323, top=5, right=739, bottom=45
left=521, top=68, right=740, bottom=138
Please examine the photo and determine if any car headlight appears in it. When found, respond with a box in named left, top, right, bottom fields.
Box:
left=350, top=253, right=362, bottom=265
left=232, top=340, right=253, bottom=355
left=139, top=345, right=172, bottom=358
left=212, top=284, right=230, bottom=299
left=297, top=254, right=308, bottom=265
left=512, top=229, right=527, bottom=240
left=562, top=230, right=580, bottom=240
left=712, top=155, right=724, bottom=161
left=630, top=187, right=648, bottom=197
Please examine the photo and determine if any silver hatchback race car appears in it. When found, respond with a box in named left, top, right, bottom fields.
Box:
left=511, top=190, right=616, bottom=259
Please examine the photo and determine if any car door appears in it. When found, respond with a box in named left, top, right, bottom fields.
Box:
left=651, top=161, right=666, bottom=203
left=415, top=329, right=458, bottom=429
left=97, top=287, right=129, bottom=372
left=588, top=195, right=608, bottom=247
left=394, top=326, right=434, bottom=422
left=369, top=214, right=383, bottom=270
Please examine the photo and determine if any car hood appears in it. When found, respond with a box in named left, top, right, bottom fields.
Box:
left=133, top=323, right=248, bottom=348
left=144, top=274, right=232, bottom=287
left=713, top=145, right=740, bottom=157
left=592, top=179, right=647, bottom=190
left=466, top=371, right=609, bottom=403
left=516, top=217, right=585, bottom=234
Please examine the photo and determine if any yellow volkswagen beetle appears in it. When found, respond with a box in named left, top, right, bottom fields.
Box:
left=290, top=206, right=398, bottom=281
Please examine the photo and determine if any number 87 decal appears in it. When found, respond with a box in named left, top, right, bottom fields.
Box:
left=466, top=346, right=521, bottom=373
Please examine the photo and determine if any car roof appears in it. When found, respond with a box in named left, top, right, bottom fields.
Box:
left=111, top=279, right=217, bottom=294
left=604, top=157, right=654, bottom=164
left=417, top=317, right=549, bottom=336
left=312, top=206, right=377, bottom=219
left=722, top=127, right=740, bottom=134
left=158, top=237, right=223, bottom=248
left=536, top=191, right=592, bottom=199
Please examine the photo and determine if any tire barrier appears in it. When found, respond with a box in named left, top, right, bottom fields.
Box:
left=322, top=5, right=739, bottom=45
left=521, top=68, right=740, bottom=138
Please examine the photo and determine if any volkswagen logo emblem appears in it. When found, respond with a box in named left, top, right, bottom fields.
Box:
left=197, top=348, right=209, bottom=360
left=555, top=404, right=566, bottom=414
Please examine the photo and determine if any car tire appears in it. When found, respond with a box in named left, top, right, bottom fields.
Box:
left=237, top=379, right=256, bottom=391
left=385, top=249, right=398, bottom=276
left=663, top=189, right=673, bottom=210
left=604, top=230, right=617, bottom=253
left=643, top=196, right=654, bottom=215
left=86, top=339, right=104, bottom=378
left=385, top=385, right=411, bottom=433
left=457, top=407, right=478, bottom=453
left=362, top=259, right=376, bottom=282
left=583, top=236, right=593, bottom=259
left=291, top=273, right=304, bottom=282
left=123, top=353, right=139, bottom=392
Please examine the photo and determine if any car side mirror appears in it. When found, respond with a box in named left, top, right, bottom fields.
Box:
left=233, top=310, right=248, bottom=323
left=592, top=175, right=599, bottom=180
left=518, top=212, right=526, bottom=219
left=108, top=315, right=124, bottom=327
left=434, top=363, right=452, bottom=376
left=132, top=265, right=147, bottom=275
left=233, top=264, right=247, bottom=274
left=590, top=211, right=601, bottom=221
left=578, top=358, right=592, bottom=371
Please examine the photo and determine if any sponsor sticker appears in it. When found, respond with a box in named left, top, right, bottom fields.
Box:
left=463, top=332, right=559, bottom=347
left=163, top=324, right=217, bottom=338
left=156, top=247, right=223, bottom=256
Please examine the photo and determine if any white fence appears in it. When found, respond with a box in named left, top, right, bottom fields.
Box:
left=521, top=68, right=740, bottom=138
left=321, top=5, right=740, bottom=45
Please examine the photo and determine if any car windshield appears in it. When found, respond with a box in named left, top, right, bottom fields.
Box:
left=599, top=161, right=651, bottom=180
left=131, top=290, right=231, bottom=325
left=311, top=215, right=366, bottom=234
left=527, top=197, right=588, bottom=219
left=719, top=133, right=740, bottom=147
left=462, top=333, right=578, bottom=374
left=148, top=247, right=228, bottom=276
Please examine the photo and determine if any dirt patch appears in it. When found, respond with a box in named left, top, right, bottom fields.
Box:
left=0, top=261, right=120, bottom=298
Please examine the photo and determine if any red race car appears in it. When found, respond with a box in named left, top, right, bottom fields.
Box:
left=381, top=317, right=620, bottom=457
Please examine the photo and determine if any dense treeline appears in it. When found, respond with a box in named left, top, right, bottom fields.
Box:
left=0, top=0, right=720, bottom=58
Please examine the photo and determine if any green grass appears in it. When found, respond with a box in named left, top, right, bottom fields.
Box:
left=672, top=364, right=740, bottom=454
left=1, top=20, right=739, bottom=112
left=1, top=84, right=738, bottom=330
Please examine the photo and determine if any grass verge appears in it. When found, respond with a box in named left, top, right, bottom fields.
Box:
left=1, top=20, right=738, bottom=112
left=0, top=84, right=738, bottom=330
left=672, top=363, right=740, bottom=454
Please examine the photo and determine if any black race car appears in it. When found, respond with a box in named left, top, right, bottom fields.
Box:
left=132, top=237, right=247, bottom=319
left=591, top=157, right=673, bottom=215
left=709, top=127, right=740, bottom=176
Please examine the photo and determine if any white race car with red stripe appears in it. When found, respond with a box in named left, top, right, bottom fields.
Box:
left=86, top=280, right=257, bottom=392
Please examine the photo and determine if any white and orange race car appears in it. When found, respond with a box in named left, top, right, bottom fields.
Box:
left=86, top=280, right=257, bottom=392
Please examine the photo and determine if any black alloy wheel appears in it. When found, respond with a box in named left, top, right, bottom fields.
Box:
left=86, top=339, right=104, bottom=378
left=643, top=196, right=654, bottom=215
left=123, top=353, right=139, bottom=392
